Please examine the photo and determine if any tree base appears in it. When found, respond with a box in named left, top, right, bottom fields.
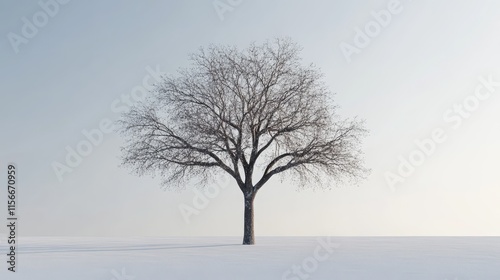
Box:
left=242, top=239, right=255, bottom=245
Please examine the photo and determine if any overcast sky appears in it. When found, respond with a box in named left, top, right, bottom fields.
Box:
left=1, top=0, right=500, bottom=237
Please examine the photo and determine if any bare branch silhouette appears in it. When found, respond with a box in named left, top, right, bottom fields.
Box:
left=118, top=38, right=369, bottom=245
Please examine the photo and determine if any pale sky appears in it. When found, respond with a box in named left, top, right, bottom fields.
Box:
left=1, top=0, right=500, bottom=237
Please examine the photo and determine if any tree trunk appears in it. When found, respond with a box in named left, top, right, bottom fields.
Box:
left=242, top=194, right=255, bottom=245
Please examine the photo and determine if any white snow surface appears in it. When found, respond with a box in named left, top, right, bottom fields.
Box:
left=1, top=236, right=499, bottom=279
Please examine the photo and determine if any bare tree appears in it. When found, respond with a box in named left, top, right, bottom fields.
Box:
left=119, top=38, right=368, bottom=245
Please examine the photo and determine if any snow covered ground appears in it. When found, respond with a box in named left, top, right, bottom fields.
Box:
left=1, top=236, right=499, bottom=279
